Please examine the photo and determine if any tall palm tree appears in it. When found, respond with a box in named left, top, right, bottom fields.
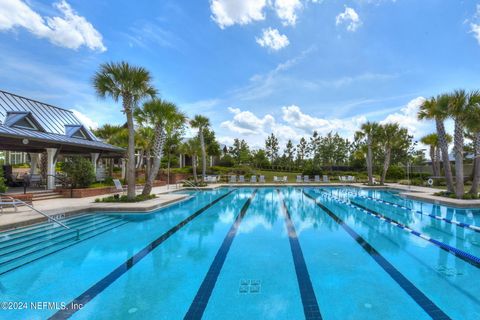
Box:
left=135, top=99, right=186, bottom=195
left=465, top=93, right=480, bottom=195
left=448, top=90, right=469, bottom=198
left=93, top=61, right=157, bottom=200
left=379, top=123, right=407, bottom=185
left=418, top=95, right=455, bottom=193
left=136, top=126, right=154, bottom=177
left=420, top=133, right=440, bottom=177
left=181, top=138, right=201, bottom=183
left=190, top=115, right=210, bottom=181
left=355, top=121, right=380, bottom=185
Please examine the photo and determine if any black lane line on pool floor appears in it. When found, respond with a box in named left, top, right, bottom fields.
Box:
left=49, top=189, right=237, bottom=320
left=184, top=189, right=258, bottom=320
left=302, top=191, right=452, bottom=320
left=277, top=190, right=322, bottom=320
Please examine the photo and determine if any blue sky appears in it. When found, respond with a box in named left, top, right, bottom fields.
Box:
left=1, top=0, right=480, bottom=148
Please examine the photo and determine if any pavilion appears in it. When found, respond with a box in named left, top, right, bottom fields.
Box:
left=0, top=90, right=124, bottom=190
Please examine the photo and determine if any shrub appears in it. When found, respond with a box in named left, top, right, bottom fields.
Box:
left=0, top=166, right=6, bottom=193
left=386, top=165, right=405, bottom=180
left=61, top=157, right=96, bottom=188
left=216, top=155, right=235, bottom=167
left=95, top=194, right=156, bottom=203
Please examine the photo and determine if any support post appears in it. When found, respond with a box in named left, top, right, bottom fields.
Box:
left=46, top=148, right=57, bottom=190
left=91, top=153, right=100, bottom=178
left=121, top=158, right=126, bottom=180
left=29, top=153, right=40, bottom=174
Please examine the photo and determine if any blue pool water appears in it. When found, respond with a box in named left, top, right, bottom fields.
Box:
left=1, top=187, right=480, bottom=319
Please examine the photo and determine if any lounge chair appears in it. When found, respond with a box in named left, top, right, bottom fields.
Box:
left=250, top=175, right=257, bottom=183
left=296, top=175, right=302, bottom=183
left=283, top=176, right=288, bottom=183
left=304, top=176, right=310, bottom=183
left=239, top=175, right=245, bottom=183
left=314, top=175, right=320, bottom=182
left=323, top=175, right=329, bottom=183
left=372, top=177, right=379, bottom=185
left=273, top=176, right=280, bottom=183
left=259, top=175, right=265, bottom=183
left=229, top=175, right=237, bottom=183
left=113, top=179, right=127, bottom=195
left=0, top=196, right=23, bottom=213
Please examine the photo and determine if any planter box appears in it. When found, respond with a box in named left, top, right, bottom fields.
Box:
left=56, top=187, right=115, bottom=198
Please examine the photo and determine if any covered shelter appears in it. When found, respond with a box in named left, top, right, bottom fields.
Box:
left=0, top=90, right=124, bottom=190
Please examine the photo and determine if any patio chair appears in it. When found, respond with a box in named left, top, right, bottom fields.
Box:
left=239, top=175, right=245, bottom=183
left=250, top=175, right=257, bottom=183
left=113, top=179, right=127, bottom=194
left=229, top=175, right=237, bottom=183
left=304, top=176, right=310, bottom=183
left=323, top=175, right=329, bottom=183
left=283, top=176, right=288, bottom=183
left=372, top=177, right=379, bottom=185
left=314, top=175, right=320, bottom=182
left=296, top=175, right=302, bottom=183
left=259, top=175, right=265, bottom=183
left=273, top=176, right=280, bottom=183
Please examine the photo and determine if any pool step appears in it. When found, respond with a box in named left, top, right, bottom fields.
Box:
left=0, top=214, right=128, bottom=275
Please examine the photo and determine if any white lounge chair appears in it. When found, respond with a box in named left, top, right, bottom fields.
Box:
left=113, top=179, right=127, bottom=194
left=372, top=177, right=379, bottom=185
left=283, top=176, right=288, bottom=183
left=250, top=175, right=257, bottom=183
left=0, top=197, right=22, bottom=213
left=273, top=176, right=280, bottom=183
left=239, top=175, right=245, bottom=183
left=229, top=175, right=237, bottom=183
left=314, top=175, right=320, bottom=182
left=259, top=175, right=265, bottom=183
left=296, top=175, right=302, bottom=183
left=304, top=176, right=310, bottom=183
left=323, top=175, right=329, bottom=183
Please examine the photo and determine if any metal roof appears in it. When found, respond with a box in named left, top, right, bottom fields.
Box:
left=0, top=90, right=124, bottom=153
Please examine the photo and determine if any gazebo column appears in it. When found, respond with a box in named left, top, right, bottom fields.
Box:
left=29, top=153, right=40, bottom=174
left=121, top=159, right=126, bottom=180
left=45, top=148, right=57, bottom=190
left=91, top=153, right=100, bottom=177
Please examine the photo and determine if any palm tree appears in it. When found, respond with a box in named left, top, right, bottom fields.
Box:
left=135, top=99, right=186, bottom=195
left=93, top=61, right=157, bottom=200
left=379, top=123, right=407, bottom=185
left=420, top=133, right=440, bottom=177
left=418, top=95, right=455, bottom=193
left=190, top=115, right=210, bottom=181
left=465, top=93, right=480, bottom=195
left=135, top=126, right=154, bottom=177
left=181, top=138, right=201, bottom=183
left=355, top=121, right=380, bottom=185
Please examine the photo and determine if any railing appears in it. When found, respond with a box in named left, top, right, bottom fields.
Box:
left=177, top=180, right=201, bottom=191
left=0, top=194, right=80, bottom=240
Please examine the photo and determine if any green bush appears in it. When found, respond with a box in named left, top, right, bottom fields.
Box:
left=61, top=157, right=96, bottom=188
left=386, top=165, right=405, bottom=180
left=216, top=155, right=235, bottom=167
left=95, top=194, right=156, bottom=203
left=0, top=166, right=6, bottom=193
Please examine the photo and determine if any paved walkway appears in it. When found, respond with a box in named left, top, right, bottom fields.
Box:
left=0, top=185, right=189, bottom=231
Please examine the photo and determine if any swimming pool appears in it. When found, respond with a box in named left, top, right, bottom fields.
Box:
left=0, top=187, right=479, bottom=319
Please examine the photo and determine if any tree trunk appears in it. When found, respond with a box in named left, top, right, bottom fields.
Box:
left=453, top=120, right=464, bottom=198
left=381, top=148, right=391, bottom=185
left=436, top=118, right=455, bottom=193
left=124, top=95, right=136, bottom=200
left=429, top=146, right=437, bottom=177
left=192, top=155, right=198, bottom=183
left=199, top=128, right=206, bottom=181
left=469, top=132, right=480, bottom=195
left=434, top=147, right=441, bottom=178
left=142, top=126, right=165, bottom=196
left=367, top=136, right=373, bottom=185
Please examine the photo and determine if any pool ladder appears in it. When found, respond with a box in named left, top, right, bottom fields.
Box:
left=177, top=180, right=201, bottom=191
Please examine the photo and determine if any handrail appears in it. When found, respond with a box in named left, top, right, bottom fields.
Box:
left=0, top=193, right=80, bottom=240
left=177, top=180, right=201, bottom=191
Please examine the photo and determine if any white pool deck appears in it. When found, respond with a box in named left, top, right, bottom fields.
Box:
left=1, top=182, right=479, bottom=231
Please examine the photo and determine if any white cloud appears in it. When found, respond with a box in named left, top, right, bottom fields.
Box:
left=221, top=107, right=275, bottom=135
left=256, top=27, right=289, bottom=50
left=210, top=0, right=267, bottom=29
left=335, top=7, right=362, bottom=32
left=380, top=97, right=428, bottom=136
left=274, top=0, right=302, bottom=26
left=71, top=109, right=99, bottom=130
left=0, top=0, right=106, bottom=51
left=470, top=5, right=480, bottom=45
